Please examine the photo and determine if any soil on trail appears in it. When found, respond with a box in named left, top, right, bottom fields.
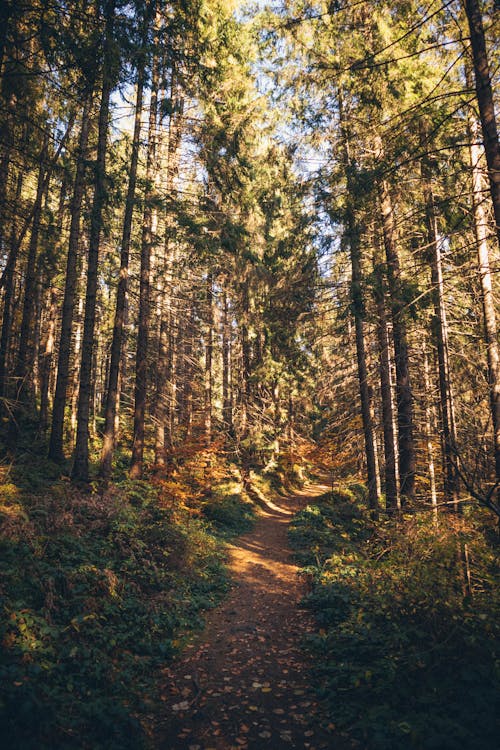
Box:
left=155, top=481, right=349, bottom=750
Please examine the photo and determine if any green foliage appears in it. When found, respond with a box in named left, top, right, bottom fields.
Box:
left=290, top=495, right=500, bottom=749
left=202, top=482, right=255, bottom=536
left=0, top=478, right=239, bottom=749
left=202, top=494, right=254, bottom=535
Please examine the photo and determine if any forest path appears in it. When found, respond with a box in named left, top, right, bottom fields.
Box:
left=154, top=479, right=350, bottom=750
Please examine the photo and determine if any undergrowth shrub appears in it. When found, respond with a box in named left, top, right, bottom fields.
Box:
left=0, top=474, right=249, bottom=749
left=202, top=481, right=255, bottom=535
left=290, top=493, right=500, bottom=750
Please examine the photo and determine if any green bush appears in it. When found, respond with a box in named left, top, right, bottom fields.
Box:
left=202, top=492, right=255, bottom=535
left=290, top=495, right=500, bottom=749
left=0, top=480, right=231, bottom=749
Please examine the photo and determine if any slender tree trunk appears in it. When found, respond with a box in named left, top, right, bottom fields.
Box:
left=6, top=111, right=75, bottom=423
left=166, top=307, right=177, bottom=448
left=379, top=180, right=416, bottom=503
left=464, top=0, right=500, bottom=247
left=372, top=248, right=399, bottom=510
left=130, top=32, right=159, bottom=478
left=469, top=115, right=500, bottom=495
left=350, top=222, right=379, bottom=512
left=0, top=94, right=14, bottom=261
left=154, top=72, right=183, bottom=468
left=421, top=149, right=460, bottom=508
left=339, top=97, right=379, bottom=512
left=70, top=271, right=86, bottom=443
left=204, top=273, right=213, bottom=444
left=39, top=175, right=67, bottom=432
left=8, top=136, right=49, bottom=439
left=222, top=288, right=233, bottom=437
left=182, top=303, right=194, bottom=440
left=72, top=0, right=115, bottom=481
left=240, top=280, right=251, bottom=442
left=49, top=93, right=93, bottom=461
left=370, top=393, right=382, bottom=500
left=154, top=292, right=171, bottom=467
left=0, top=168, right=23, bottom=400
left=39, top=286, right=58, bottom=431
left=100, top=63, right=146, bottom=476
left=422, top=338, right=438, bottom=520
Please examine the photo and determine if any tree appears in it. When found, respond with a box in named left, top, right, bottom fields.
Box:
left=72, top=0, right=117, bottom=481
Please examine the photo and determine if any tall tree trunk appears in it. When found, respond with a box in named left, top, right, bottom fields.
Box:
left=464, top=0, right=500, bottom=248
left=154, top=71, right=183, bottom=468
left=379, top=180, right=416, bottom=503
left=100, top=60, right=146, bottom=476
left=70, top=269, right=86, bottom=443
left=372, top=247, right=399, bottom=510
left=72, top=0, right=115, bottom=481
left=0, top=168, right=23, bottom=400
left=154, top=291, right=171, bottom=467
left=469, top=113, right=500, bottom=498
left=422, top=338, right=438, bottom=520
left=49, top=93, right=93, bottom=462
left=339, top=96, right=379, bottom=512
left=421, top=146, right=460, bottom=509
left=8, top=135, right=49, bottom=438
left=39, top=175, right=67, bottom=432
left=8, top=112, right=74, bottom=438
left=181, top=303, right=194, bottom=440
left=130, top=31, right=159, bottom=478
left=350, top=220, right=379, bottom=512
left=204, top=273, right=213, bottom=444
left=240, top=280, right=251, bottom=442
left=0, top=93, right=14, bottom=262
left=39, top=286, right=58, bottom=431
left=222, top=288, right=233, bottom=437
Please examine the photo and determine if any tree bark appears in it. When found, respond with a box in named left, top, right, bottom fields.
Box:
left=222, top=288, right=233, bottom=437
left=49, top=93, right=93, bottom=462
left=39, top=285, right=58, bottom=431
left=240, top=280, right=251, bottom=442
left=464, top=0, right=500, bottom=248
left=372, top=247, right=399, bottom=509
left=379, top=180, right=416, bottom=503
left=0, top=168, right=23, bottom=401
left=350, top=218, right=379, bottom=512
left=100, top=60, right=146, bottom=476
left=421, top=148, right=460, bottom=509
left=72, top=0, right=115, bottom=481
left=9, top=134, right=49, bottom=436
left=181, top=303, right=195, bottom=440
left=130, top=29, right=159, bottom=478
left=339, top=96, right=379, bottom=512
left=422, top=338, right=438, bottom=520
left=469, top=114, right=500, bottom=497
left=204, top=273, right=214, bottom=444
left=154, top=70, right=183, bottom=468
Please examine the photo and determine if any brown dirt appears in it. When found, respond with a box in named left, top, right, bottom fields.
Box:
left=154, top=481, right=353, bottom=750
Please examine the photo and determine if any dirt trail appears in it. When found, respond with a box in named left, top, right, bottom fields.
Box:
left=155, top=481, right=350, bottom=750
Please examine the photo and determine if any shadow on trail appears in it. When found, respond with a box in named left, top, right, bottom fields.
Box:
left=154, top=482, right=353, bottom=750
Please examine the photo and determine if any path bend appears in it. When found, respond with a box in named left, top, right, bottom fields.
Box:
left=155, top=480, right=350, bottom=750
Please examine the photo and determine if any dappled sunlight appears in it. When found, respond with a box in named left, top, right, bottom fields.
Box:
left=155, top=481, right=348, bottom=750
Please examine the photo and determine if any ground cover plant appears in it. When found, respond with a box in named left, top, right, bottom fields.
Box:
left=0, top=456, right=254, bottom=750
left=289, top=490, right=500, bottom=750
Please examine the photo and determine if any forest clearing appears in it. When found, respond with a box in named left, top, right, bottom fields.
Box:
left=0, top=0, right=499, bottom=748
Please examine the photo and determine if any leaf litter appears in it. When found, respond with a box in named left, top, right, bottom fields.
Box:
left=154, top=482, right=355, bottom=749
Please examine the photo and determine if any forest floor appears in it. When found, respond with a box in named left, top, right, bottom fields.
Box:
left=153, top=480, right=352, bottom=750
